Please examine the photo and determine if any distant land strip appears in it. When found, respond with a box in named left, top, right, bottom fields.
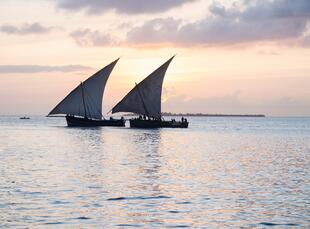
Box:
left=161, top=112, right=265, bottom=117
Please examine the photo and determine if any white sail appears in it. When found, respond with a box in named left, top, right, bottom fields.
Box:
left=48, top=58, right=119, bottom=120
left=112, top=56, right=174, bottom=118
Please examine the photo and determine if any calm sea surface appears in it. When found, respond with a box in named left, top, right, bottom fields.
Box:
left=0, top=116, right=309, bottom=228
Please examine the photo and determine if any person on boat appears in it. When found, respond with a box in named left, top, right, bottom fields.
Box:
left=181, top=117, right=184, bottom=122
left=143, top=115, right=146, bottom=120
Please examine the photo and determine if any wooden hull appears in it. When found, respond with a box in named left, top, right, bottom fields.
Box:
left=66, top=116, right=125, bottom=127
left=129, top=119, right=188, bottom=129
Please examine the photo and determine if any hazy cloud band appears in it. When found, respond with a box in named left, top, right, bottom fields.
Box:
left=0, top=65, right=92, bottom=74
left=56, top=0, right=194, bottom=14
left=0, top=22, right=55, bottom=35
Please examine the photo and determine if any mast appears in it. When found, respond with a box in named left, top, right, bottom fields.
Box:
left=135, top=83, right=150, bottom=117
left=47, top=58, right=119, bottom=119
left=111, top=56, right=174, bottom=118
left=80, top=82, right=87, bottom=118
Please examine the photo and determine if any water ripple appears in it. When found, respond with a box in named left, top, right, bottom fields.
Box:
left=107, top=195, right=171, bottom=201
left=116, top=224, right=143, bottom=227
left=259, top=222, right=299, bottom=227
left=1, top=116, right=309, bottom=228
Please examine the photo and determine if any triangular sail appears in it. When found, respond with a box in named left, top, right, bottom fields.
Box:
left=48, top=58, right=119, bottom=120
left=112, top=56, right=174, bottom=118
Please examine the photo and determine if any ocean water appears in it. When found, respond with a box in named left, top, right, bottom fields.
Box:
left=0, top=116, right=309, bottom=228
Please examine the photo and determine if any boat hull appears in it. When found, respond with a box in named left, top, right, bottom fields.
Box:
left=66, top=116, right=125, bottom=127
left=129, top=119, right=188, bottom=128
left=20, top=117, right=30, bottom=120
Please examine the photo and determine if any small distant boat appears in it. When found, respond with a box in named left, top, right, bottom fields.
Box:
left=47, top=59, right=125, bottom=127
left=20, top=116, right=30, bottom=120
left=112, top=56, right=188, bottom=128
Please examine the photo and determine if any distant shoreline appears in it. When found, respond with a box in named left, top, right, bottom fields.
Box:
left=123, top=112, right=266, bottom=117
left=161, top=112, right=266, bottom=117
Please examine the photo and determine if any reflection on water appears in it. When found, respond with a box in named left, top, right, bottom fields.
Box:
left=0, top=116, right=310, bottom=228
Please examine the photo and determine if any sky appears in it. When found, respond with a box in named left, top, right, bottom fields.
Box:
left=0, top=0, right=310, bottom=116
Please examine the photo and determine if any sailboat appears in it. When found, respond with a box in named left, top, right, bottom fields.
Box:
left=47, top=58, right=125, bottom=127
left=112, top=56, right=188, bottom=128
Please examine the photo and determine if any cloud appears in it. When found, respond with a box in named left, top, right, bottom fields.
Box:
left=127, top=18, right=181, bottom=46
left=0, top=22, right=55, bottom=35
left=298, top=21, right=310, bottom=47
left=163, top=92, right=245, bottom=114
left=0, top=65, right=92, bottom=74
left=56, top=0, right=194, bottom=14
left=69, top=28, right=117, bottom=47
left=300, top=35, right=310, bottom=47
left=126, top=0, right=310, bottom=47
left=257, top=50, right=280, bottom=55
left=64, top=0, right=310, bottom=48
left=162, top=93, right=310, bottom=116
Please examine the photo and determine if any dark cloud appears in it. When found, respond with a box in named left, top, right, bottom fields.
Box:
left=127, top=18, right=181, bottom=45
left=126, top=0, right=310, bottom=46
left=0, top=23, right=54, bottom=35
left=0, top=65, right=92, bottom=74
left=56, top=0, right=194, bottom=14
left=239, top=0, right=310, bottom=20
left=69, top=28, right=117, bottom=46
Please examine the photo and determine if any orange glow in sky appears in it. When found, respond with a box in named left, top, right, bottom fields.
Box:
left=0, top=0, right=310, bottom=116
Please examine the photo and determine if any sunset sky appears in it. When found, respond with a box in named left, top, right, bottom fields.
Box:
left=1, top=0, right=310, bottom=116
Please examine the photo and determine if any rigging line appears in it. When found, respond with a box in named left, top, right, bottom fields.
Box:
left=83, top=87, right=104, bottom=119
left=76, top=91, right=81, bottom=116
left=80, top=84, right=98, bottom=119
left=85, top=96, right=92, bottom=119
left=82, top=91, right=92, bottom=118
left=88, top=97, right=98, bottom=116
left=88, top=97, right=99, bottom=119
left=78, top=98, right=84, bottom=117
left=106, top=108, right=112, bottom=115
left=135, top=83, right=150, bottom=117
left=80, top=82, right=88, bottom=118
